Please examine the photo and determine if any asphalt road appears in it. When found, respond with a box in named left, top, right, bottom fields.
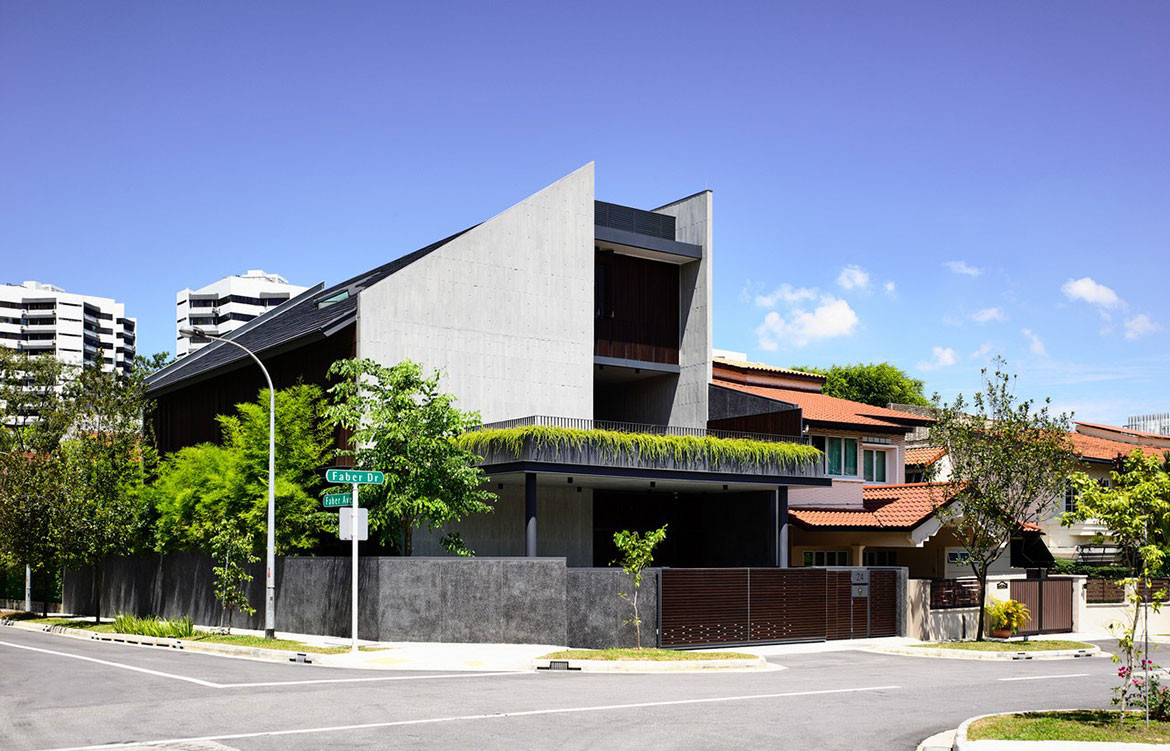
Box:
left=0, top=626, right=1119, bottom=751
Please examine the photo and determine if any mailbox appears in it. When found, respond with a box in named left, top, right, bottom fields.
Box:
left=852, top=584, right=869, bottom=598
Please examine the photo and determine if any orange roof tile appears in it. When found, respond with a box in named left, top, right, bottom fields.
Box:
left=1076, top=421, right=1168, bottom=441
left=789, top=482, right=955, bottom=529
left=1067, top=432, right=1165, bottom=463
left=905, top=446, right=946, bottom=466
left=715, top=380, right=933, bottom=431
left=712, top=357, right=827, bottom=382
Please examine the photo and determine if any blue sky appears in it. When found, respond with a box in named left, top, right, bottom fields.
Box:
left=2, top=2, right=1167, bottom=424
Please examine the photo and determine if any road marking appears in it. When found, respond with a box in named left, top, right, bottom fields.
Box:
left=35, top=685, right=902, bottom=750
left=0, top=639, right=221, bottom=688
left=998, top=673, right=1090, bottom=681
left=218, top=671, right=528, bottom=688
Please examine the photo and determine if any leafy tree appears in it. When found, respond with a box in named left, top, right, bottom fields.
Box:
left=792, top=362, right=930, bottom=407
left=152, top=384, right=334, bottom=554
left=613, top=525, right=667, bottom=649
left=0, top=350, right=72, bottom=614
left=325, top=358, right=495, bottom=556
left=136, top=352, right=174, bottom=375
left=926, top=358, right=1077, bottom=640
left=209, top=520, right=258, bottom=634
left=56, top=361, right=156, bottom=623
left=1064, top=450, right=1170, bottom=719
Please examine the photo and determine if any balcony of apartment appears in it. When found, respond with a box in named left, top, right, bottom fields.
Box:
left=594, top=201, right=701, bottom=262
left=22, top=307, right=56, bottom=319
left=19, top=338, right=55, bottom=350
left=463, top=415, right=825, bottom=484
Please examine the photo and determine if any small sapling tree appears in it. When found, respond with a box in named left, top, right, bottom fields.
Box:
left=209, top=521, right=258, bottom=634
left=612, top=525, right=667, bottom=650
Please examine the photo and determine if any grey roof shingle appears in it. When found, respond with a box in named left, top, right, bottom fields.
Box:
left=147, top=228, right=473, bottom=395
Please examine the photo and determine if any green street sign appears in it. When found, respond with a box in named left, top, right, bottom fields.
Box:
left=325, top=469, right=385, bottom=485
left=322, top=493, right=354, bottom=509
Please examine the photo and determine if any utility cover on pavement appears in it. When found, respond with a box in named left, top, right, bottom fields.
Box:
left=325, top=469, right=385, bottom=485
left=322, top=493, right=355, bottom=508
left=339, top=507, right=369, bottom=541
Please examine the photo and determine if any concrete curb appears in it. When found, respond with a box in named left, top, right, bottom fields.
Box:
left=531, top=655, right=769, bottom=672
left=952, top=709, right=1170, bottom=750
left=0, top=618, right=327, bottom=665
left=872, top=644, right=1100, bottom=661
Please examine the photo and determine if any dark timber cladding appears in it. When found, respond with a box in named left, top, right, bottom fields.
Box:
left=659, top=568, right=900, bottom=647
left=594, top=251, right=680, bottom=364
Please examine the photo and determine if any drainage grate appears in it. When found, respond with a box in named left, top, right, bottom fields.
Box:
left=537, top=660, right=579, bottom=671
left=289, top=653, right=313, bottom=664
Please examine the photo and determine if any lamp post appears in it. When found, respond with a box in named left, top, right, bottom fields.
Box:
left=179, top=325, right=277, bottom=639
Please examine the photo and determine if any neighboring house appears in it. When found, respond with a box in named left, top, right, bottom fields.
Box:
left=904, top=421, right=1169, bottom=564
left=0, top=280, right=136, bottom=375
left=176, top=270, right=308, bottom=358
left=146, top=164, right=833, bottom=568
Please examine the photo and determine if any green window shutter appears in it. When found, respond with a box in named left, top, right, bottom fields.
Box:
left=844, top=438, right=858, bottom=476
left=863, top=450, right=874, bottom=481
left=827, top=437, right=842, bottom=475
left=875, top=451, right=886, bottom=482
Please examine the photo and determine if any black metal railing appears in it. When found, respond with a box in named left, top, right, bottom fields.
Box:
left=595, top=201, right=676, bottom=241
left=472, top=415, right=808, bottom=445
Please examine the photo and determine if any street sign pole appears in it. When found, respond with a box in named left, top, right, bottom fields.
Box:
left=351, top=482, right=359, bottom=653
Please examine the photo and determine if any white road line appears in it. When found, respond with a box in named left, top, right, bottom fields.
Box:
left=998, top=673, right=1090, bottom=681
left=0, top=640, right=221, bottom=688
left=35, top=685, right=902, bottom=751
left=218, top=670, right=527, bottom=688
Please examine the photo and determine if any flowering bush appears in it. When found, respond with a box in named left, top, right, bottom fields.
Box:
left=1119, top=660, right=1170, bottom=721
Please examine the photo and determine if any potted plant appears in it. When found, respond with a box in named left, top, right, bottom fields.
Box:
left=985, top=598, right=1030, bottom=638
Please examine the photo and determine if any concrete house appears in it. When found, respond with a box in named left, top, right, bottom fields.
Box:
left=146, top=164, right=832, bottom=569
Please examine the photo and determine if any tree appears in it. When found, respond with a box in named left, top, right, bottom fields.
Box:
left=0, top=350, right=72, bottom=614
left=325, top=358, right=494, bottom=556
left=792, top=362, right=929, bottom=408
left=152, top=384, right=334, bottom=554
left=613, top=525, right=667, bottom=649
left=209, top=520, right=258, bottom=634
left=1064, top=450, right=1170, bottom=719
left=56, top=361, right=156, bottom=623
left=926, top=358, right=1077, bottom=640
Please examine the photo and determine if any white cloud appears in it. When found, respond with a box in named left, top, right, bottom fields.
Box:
left=917, top=346, right=957, bottom=371
left=1124, top=313, right=1161, bottom=340
left=1021, top=328, right=1048, bottom=356
left=945, top=260, right=982, bottom=277
left=1061, top=277, right=1122, bottom=309
left=972, top=307, right=1006, bottom=323
left=754, top=283, right=817, bottom=308
left=971, top=342, right=994, bottom=359
left=755, top=296, right=859, bottom=349
left=884, top=281, right=896, bottom=294
left=836, top=265, right=870, bottom=291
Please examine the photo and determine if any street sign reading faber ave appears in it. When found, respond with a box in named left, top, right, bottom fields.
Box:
left=322, top=493, right=354, bottom=508
left=325, top=469, right=385, bottom=485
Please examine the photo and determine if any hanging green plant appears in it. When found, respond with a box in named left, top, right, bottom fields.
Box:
left=455, top=425, right=822, bottom=470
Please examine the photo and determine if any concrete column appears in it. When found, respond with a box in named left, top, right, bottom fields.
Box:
left=851, top=544, right=866, bottom=567
left=525, top=473, right=537, bottom=557
left=778, top=487, right=789, bottom=568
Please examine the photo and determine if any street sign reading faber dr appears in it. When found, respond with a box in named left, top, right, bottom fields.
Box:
left=322, top=493, right=355, bottom=509
left=325, top=469, right=385, bottom=485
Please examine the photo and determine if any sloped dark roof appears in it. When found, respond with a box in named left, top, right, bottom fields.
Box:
left=147, top=228, right=473, bottom=395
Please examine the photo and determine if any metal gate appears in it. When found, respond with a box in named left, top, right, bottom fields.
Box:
left=1009, top=578, right=1074, bottom=635
left=658, top=567, right=899, bottom=648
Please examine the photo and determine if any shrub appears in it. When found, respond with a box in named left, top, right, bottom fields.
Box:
left=985, top=599, right=1030, bottom=634
left=111, top=614, right=195, bottom=639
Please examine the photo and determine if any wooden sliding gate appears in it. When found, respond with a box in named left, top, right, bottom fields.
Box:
left=658, top=567, right=899, bottom=648
left=1009, top=578, right=1074, bottom=635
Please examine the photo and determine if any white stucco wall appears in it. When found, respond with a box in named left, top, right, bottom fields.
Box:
left=356, top=164, right=596, bottom=422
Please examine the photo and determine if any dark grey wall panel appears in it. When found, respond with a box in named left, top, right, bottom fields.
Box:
left=566, top=568, right=659, bottom=649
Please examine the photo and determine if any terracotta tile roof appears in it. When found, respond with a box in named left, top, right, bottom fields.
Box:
left=905, top=446, right=946, bottom=466
left=789, top=482, right=955, bottom=530
left=1076, top=421, right=1170, bottom=442
left=715, top=380, right=933, bottom=431
left=1067, top=432, right=1165, bottom=463
left=711, top=357, right=826, bottom=382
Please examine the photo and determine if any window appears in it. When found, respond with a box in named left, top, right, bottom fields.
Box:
left=946, top=549, right=971, bottom=566
left=802, top=550, right=849, bottom=566
left=1064, top=482, right=1079, bottom=513
left=817, top=436, right=858, bottom=476
left=863, top=449, right=887, bottom=482
left=863, top=550, right=897, bottom=566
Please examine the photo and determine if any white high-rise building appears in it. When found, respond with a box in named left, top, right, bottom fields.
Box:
left=0, top=281, right=136, bottom=373
left=176, top=270, right=308, bottom=357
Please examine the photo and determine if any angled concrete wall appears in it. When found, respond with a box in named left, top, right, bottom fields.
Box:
left=357, top=164, right=596, bottom=422
left=652, top=191, right=713, bottom=428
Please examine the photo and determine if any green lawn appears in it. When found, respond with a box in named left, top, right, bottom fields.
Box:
left=184, top=633, right=386, bottom=654
left=914, top=639, right=1094, bottom=652
left=541, top=648, right=756, bottom=661
left=968, top=710, right=1170, bottom=743
left=11, top=616, right=119, bottom=633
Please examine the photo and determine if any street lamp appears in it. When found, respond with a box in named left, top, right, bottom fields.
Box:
left=179, top=325, right=277, bottom=639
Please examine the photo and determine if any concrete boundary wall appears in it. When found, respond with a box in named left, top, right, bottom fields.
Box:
left=63, top=554, right=652, bottom=649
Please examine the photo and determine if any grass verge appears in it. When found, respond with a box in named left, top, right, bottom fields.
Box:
left=185, top=633, right=386, bottom=654
left=967, top=710, right=1170, bottom=743
left=540, top=648, right=756, bottom=661
left=913, top=639, right=1094, bottom=652
left=7, top=615, right=119, bottom=633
